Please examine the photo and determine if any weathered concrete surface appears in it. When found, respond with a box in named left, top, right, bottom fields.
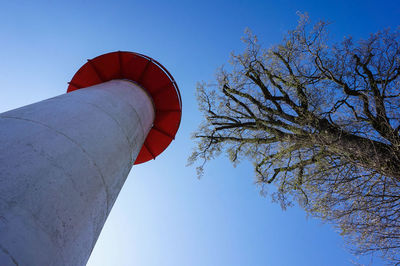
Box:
left=0, top=80, right=154, bottom=266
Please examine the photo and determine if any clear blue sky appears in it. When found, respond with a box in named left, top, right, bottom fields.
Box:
left=0, top=1, right=398, bottom=265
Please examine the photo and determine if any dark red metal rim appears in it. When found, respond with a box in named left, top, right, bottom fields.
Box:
left=67, top=51, right=182, bottom=164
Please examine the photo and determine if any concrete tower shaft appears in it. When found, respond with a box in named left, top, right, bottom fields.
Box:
left=0, top=52, right=181, bottom=266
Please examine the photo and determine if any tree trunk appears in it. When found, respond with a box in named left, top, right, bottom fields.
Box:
left=318, top=130, right=400, bottom=181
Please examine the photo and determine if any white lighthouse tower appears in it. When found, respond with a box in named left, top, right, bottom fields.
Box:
left=0, top=51, right=182, bottom=266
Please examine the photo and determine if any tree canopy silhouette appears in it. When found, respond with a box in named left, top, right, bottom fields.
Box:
left=190, top=14, right=400, bottom=263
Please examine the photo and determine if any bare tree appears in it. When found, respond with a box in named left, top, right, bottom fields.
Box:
left=189, top=14, right=400, bottom=263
